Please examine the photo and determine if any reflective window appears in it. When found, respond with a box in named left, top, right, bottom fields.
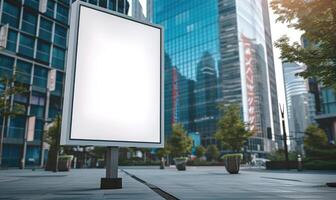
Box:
left=54, top=24, right=67, bottom=47
left=36, top=40, right=51, bottom=63
left=24, top=0, right=39, bottom=10
left=1, top=1, right=20, bottom=28
left=52, top=47, right=65, bottom=69
left=33, top=65, right=48, bottom=88
left=6, top=29, right=17, bottom=53
left=39, top=17, right=53, bottom=41
left=56, top=3, right=68, bottom=23
left=21, top=9, right=37, bottom=35
left=45, top=0, right=55, bottom=18
left=18, top=34, right=35, bottom=58
left=16, top=60, right=32, bottom=84
left=0, top=55, right=14, bottom=78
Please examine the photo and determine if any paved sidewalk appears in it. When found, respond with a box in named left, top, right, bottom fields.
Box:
left=1, top=167, right=335, bottom=199
left=0, top=169, right=163, bottom=200
left=124, top=166, right=336, bottom=200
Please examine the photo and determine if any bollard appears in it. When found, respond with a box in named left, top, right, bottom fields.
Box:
left=160, top=157, right=165, bottom=169
left=297, top=154, right=303, bottom=171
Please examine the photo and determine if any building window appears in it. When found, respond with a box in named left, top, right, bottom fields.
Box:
left=33, top=65, right=48, bottom=88
left=6, top=29, right=17, bottom=53
left=56, top=3, right=68, bottom=23
left=21, top=9, right=37, bottom=35
left=24, top=0, right=39, bottom=10
left=52, top=47, right=65, bottom=69
left=39, top=17, right=53, bottom=42
left=0, top=55, right=14, bottom=78
left=19, top=34, right=35, bottom=58
left=108, top=0, right=116, bottom=11
left=99, top=0, right=108, bottom=8
left=36, top=40, right=51, bottom=63
left=89, top=0, right=98, bottom=5
left=1, top=1, right=20, bottom=28
left=54, top=24, right=67, bottom=48
left=45, top=0, right=55, bottom=18
left=8, top=116, right=26, bottom=139
left=16, top=60, right=32, bottom=84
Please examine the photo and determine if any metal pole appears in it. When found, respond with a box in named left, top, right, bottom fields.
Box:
left=0, top=115, right=6, bottom=167
left=40, top=88, right=50, bottom=168
left=20, top=84, right=32, bottom=169
left=20, top=117, right=29, bottom=169
left=280, top=105, right=289, bottom=169
left=0, top=79, right=9, bottom=167
left=106, top=147, right=119, bottom=178
left=101, top=146, right=122, bottom=189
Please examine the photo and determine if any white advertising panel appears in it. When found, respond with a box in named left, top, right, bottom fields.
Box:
left=61, top=1, right=163, bottom=147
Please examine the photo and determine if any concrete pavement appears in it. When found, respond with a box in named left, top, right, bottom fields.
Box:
left=0, top=166, right=335, bottom=199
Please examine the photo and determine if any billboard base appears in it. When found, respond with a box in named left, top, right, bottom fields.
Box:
left=101, top=147, right=122, bottom=189
left=100, top=178, right=122, bottom=189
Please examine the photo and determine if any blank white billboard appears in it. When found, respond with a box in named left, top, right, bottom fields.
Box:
left=61, top=1, right=163, bottom=147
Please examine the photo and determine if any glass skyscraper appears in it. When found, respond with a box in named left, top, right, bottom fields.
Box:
left=154, top=0, right=281, bottom=153
left=0, top=0, right=149, bottom=167
left=283, top=62, right=316, bottom=153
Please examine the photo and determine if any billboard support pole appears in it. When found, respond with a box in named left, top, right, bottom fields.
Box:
left=101, top=146, right=122, bottom=189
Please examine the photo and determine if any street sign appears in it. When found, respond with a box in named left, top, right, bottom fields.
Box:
left=61, top=1, right=163, bottom=148
left=27, top=116, right=36, bottom=142
left=47, top=69, right=56, bottom=91
left=0, top=24, right=9, bottom=49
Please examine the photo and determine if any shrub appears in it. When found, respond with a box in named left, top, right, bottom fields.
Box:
left=222, top=153, right=243, bottom=160
left=206, top=145, right=220, bottom=161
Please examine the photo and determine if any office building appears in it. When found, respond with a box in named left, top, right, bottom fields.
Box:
left=283, top=62, right=316, bottom=153
left=154, top=0, right=281, bottom=153
left=0, top=0, right=149, bottom=167
left=301, top=36, right=336, bottom=144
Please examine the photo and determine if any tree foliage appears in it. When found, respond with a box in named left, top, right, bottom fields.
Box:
left=271, top=0, right=336, bottom=89
left=195, top=145, right=206, bottom=158
left=304, top=125, right=336, bottom=161
left=156, top=143, right=171, bottom=158
left=169, top=123, right=192, bottom=157
left=304, top=125, right=328, bottom=149
left=215, top=104, right=253, bottom=152
left=0, top=75, right=27, bottom=117
left=44, top=115, right=62, bottom=148
left=206, top=145, right=220, bottom=161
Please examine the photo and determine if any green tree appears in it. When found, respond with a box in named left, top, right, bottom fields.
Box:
left=169, top=123, right=192, bottom=158
left=0, top=74, right=27, bottom=167
left=44, top=115, right=61, bottom=171
left=304, top=125, right=328, bottom=149
left=304, top=125, right=336, bottom=161
left=215, top=104, right=253, bottom=152
left=271, top=0, right=336, bottom=89
left=156, top=143, right=171, bottom=159
left=206, top=145, right=220, bottom=161
left=195, top=145, right=206, bottom=159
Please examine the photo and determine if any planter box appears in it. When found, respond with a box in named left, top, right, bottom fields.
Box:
left=174, top=158, right=188, bottom=171
left=224, top=157, right=240, bottom=174
left=58, top=155, right=74, bottom=171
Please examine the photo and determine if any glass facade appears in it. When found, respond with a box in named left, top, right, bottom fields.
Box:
left=154, top=0, right=280, bottom=152
left=0, top=0, right=147, bottom=167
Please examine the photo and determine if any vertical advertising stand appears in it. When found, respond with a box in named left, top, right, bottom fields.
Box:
left=61, top=1, right=164, bottom=189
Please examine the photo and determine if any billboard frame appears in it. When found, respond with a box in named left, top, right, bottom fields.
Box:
left=61, top=1, right=164, bottom=148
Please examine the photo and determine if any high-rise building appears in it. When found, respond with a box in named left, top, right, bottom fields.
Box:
left=301, top=36, right=336, bottom=144
left=0, top=0, right=149, bottom=167
left=154, top=0, right=281, bottom=153
left=283, top=62, right=316, bottom=153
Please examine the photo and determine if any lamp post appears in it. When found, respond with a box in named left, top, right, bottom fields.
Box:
left=279, top=104, right=289, bottom=170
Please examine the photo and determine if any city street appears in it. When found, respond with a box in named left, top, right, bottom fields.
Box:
left=0, top=167, right=335, bottom=199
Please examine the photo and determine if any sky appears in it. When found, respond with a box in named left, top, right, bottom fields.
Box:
left=268, top=4, right=303, bottom=137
